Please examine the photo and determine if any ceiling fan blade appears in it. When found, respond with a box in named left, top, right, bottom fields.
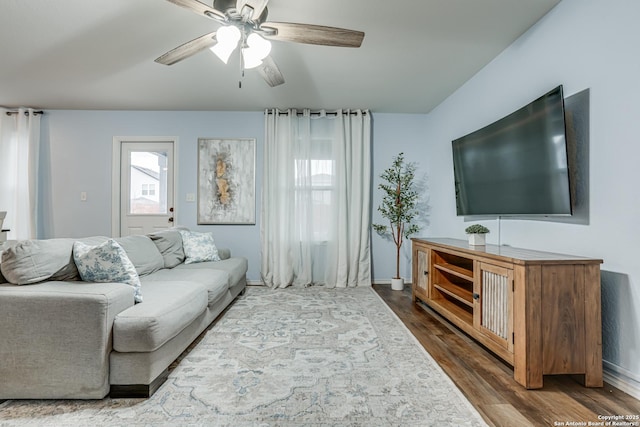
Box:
left=155, top=31, right=217, bottom=65
left=257, top=55, right=285, bottom=87
left=166, top=0, right=226, bottom=23
left=236, top=0, right=269, bottom=21
left=261, top=22, right=364, bottom=47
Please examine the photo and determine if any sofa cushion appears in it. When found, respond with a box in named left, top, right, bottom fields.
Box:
left=73, top=239, right=143, bottom=303
left=115, top=235, right=164, bottom=276
left=175, top=257, right=248, bottom=290
left=0, top=236, right=108, bottom=285
left=0, top=244, right=7, bottom=283
left=142, top=267, right=229, bottom=307
left=217, top=248, right=231, bottom=260
left=147, top=229, right=185, bottom=268
left=113, top=280, right=207, bottom=353
left=179, top=230, right=221, bottom=264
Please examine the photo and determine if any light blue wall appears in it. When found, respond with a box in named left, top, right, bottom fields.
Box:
left=418, top=0, right=640, bottom=396
left=370, top=113, right=429, bottom=281
left=39, top=110, right=428, bottom=284
left=40, top=110, right=265, bottom=281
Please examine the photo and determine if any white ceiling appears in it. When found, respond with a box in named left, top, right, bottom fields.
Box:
left=0, top=0, right=561, bottom=113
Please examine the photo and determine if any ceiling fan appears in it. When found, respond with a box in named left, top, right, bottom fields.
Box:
left=155, top=0, right=365, bottom=87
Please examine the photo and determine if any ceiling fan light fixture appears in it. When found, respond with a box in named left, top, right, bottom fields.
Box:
left=241, top=49, right=263, bottom=69
left=210, top=25, right=241, bottom=64
left=242, top=33, right=271, bottom=69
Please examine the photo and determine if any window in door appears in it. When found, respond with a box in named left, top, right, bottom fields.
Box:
left=129, top=151, right=167, bottom=215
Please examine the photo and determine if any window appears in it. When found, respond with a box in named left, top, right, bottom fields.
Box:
left=294, top=139, right=334, bottom=242
left=262, top=108, right=371, bottom=288
left=129, top=150, right=166, bottom=214
left=141, top=183, right=156, bottom=196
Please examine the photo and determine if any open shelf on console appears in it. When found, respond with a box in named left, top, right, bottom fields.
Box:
left=434, top=262, right=473, bottom=281
left=431, top=249, right=475, bottom=321
left=433, top=283, right=473, bottom=307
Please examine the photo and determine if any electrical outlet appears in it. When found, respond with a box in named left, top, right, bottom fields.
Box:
left=186, top=193, right=196, bottom=202
left=80, top=192, right=87, bottom=201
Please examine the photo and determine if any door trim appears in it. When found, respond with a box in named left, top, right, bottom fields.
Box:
left=111, top=136, right=179, bottom=237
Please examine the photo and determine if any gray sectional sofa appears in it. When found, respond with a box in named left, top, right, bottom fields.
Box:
left=0, top=229, right=247, bottom=399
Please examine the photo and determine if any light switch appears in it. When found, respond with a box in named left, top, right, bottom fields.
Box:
left=80, top=192, right=87, bottom=201
left=186, top=193, right=196, bottom=202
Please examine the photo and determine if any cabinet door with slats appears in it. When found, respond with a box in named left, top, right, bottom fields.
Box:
left=476, top=262, right=514, bottom=353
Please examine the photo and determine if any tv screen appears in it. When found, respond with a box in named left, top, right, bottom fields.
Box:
left=452, top=85, right=572, bottom=217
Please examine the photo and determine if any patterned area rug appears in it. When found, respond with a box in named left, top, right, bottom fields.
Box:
left=0, top=286, right=487, bottom=426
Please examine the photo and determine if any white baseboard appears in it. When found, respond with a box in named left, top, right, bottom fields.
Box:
left=247, top=280, right=264, bottom=286
left=247, top=280, right=382, bottom=287
left=371, top=280, right=413, bottom=286
left=603, top=361, right=640, bottom=400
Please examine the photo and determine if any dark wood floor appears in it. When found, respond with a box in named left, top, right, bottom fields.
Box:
left=373, top=284, right=640, bottom=427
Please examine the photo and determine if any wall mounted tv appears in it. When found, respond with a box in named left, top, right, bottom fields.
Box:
left=452, top=85, right=572, bottom=217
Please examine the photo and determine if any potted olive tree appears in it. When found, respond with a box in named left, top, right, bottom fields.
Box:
left=373, top=153, right=421, bottom=291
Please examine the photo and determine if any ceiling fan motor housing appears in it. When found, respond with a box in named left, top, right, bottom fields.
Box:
left=213, top=0, right=269, bottom=24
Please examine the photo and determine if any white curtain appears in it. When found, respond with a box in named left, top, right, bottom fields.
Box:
left=261, top=109, right=371, bottom=288
left=0, top=108, right=41, bottom=239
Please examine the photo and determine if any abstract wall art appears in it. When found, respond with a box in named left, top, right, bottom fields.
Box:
left=197, top=138, right=256, bottom=224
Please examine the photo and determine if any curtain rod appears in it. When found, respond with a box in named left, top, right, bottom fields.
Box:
left=265, top=109, right=368, bottom=117
left=5, top=110, right=44, bottom=116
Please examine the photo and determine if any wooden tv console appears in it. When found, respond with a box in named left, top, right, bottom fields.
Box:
left=411, top=238, right=603, bottom=389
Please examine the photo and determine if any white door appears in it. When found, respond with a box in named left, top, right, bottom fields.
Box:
left=117, top=140, right=175, bottom=236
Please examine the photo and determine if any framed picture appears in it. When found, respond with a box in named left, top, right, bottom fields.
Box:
left=197, top=138, right=256, bottom=224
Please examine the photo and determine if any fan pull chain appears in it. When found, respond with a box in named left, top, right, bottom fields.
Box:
left=239, top=46, right=243, bottom=88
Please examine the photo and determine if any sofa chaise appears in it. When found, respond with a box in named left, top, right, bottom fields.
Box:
left=0, top=229, right=247, bottom=399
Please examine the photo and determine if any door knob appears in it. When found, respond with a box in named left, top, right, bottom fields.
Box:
left=168, top=217, right=174, bottom=223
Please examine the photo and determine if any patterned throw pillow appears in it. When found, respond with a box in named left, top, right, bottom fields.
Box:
left=178, top=230, right=221, bottom=264
left=73, top=239, right=143, bottom=303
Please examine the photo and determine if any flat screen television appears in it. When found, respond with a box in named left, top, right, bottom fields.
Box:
left=452, top=85, right=572, bottom=217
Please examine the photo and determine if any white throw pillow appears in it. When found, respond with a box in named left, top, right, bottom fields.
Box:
left=179, top=230, right=221, bottom=264
left=73, top=239, right=143, bottom=303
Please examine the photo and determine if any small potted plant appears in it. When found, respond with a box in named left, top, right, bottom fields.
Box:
left=373, top=153, right=421, bottom=291
left=465, top=224, right=489, bottom=246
